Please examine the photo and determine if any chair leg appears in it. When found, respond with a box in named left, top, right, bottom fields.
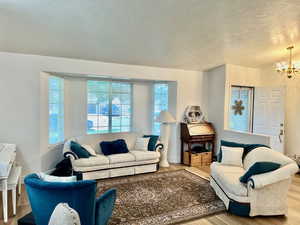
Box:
left=12, top=188, right=16, bottom=215
left=2, top=180, right=8, bottom=223
left=18, top=176, right=22, bottom=195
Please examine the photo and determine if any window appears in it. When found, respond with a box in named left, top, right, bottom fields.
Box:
left=229, top=86, right=254, bottom=132
left=49, top=76, right=64, bottom=144
left=153, top=83, right=169, bottom=135
left=87, top=80, right=132, bottom=134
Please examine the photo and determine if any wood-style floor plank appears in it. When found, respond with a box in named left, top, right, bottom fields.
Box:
left=1, top=164, right=299, bottom=225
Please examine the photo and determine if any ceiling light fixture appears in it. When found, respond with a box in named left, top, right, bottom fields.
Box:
left=275, top=46, right=300, bottom=79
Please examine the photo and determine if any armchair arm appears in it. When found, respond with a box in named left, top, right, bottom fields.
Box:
left=63, top=151, right=78, bottom=160
left=248, top=162, right=298, bottom=189
left=95, top=188, right=117, bottom=225
left=155, top=143, right=164, bottom=152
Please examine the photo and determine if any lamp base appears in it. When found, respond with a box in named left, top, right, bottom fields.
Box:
left=160, top=123, right=170, bottom=168
left=159, top=159, right=170, bottom=168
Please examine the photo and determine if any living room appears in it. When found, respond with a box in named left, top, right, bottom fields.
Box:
left=1, top=1, right=300, bottom=225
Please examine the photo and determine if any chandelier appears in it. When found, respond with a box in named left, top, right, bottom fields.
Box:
left=275, top=46, right=300, bottom=79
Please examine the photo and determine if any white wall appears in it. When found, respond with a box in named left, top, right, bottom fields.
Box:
left=204, top=64, right=270, bottom=155
left=0, top=52, right=203, bottom=175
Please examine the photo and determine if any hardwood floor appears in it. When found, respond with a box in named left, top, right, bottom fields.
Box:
left=1, top=164, right=300, bottom=225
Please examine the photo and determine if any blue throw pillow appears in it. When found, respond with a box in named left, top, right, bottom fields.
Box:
left=240, top=162, right=281, bottom=183
left=70, top=141, right=91, bottom=158
left=100, top=141, right=114, bottom=156
left=112, top=139, right=129, bottom=154
left=143, top=135, right=159, bottom=151
left=100, top=139, right=129, bottom=155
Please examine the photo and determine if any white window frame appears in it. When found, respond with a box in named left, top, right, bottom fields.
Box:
left=87, top=80, right=133, bottom=134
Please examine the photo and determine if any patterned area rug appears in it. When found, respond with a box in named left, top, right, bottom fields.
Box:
left=97, top=169, right=225, bottom=225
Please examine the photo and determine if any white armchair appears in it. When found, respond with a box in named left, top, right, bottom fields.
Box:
left=210, top=147, right=298, bottom=217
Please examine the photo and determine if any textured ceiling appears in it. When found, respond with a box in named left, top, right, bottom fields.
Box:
left=1, top=0, right=300, bottom=70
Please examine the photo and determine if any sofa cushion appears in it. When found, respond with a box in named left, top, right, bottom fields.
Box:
left=70, top=141, right=91, bottom=158
left=100, top=141, right=114, bottom=155
left=143, top=135, right=159, bottom=151
left=211, top=162, right=247, bottom=197
left=218, top=140, right=269, bottom=162
left=81, top=144, right=97, bottom=156
left=240, top=161, right=281, bottom=183
left=112, top=139, right=129, bottom=154
left=134, top=137, right=150, bottom=151
left=100, top=139, right=129, bottom=155
left=220, top=146, right=243, bottom=167
left=107, top=153, right=135, bottom=164
left=76, top=132, right=138, bottom=153
left=130, top=150, right=160, bottom=161
left=72, top=155, right=109, bottom=168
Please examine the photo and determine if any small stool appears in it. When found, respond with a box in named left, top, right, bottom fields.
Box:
left=1, top=166, right=22, bottom=219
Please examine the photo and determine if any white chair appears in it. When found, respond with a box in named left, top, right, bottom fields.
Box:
left=210, top=147, right=298, bottom=217
left=0, top=166, right=22, bottom=217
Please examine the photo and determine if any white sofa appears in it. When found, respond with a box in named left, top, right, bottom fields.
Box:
left=63, top=132, right=163, bottom=180
left=210, top=147, right=298, bottom=217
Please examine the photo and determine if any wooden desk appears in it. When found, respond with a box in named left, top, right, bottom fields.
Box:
left=180, top=123, right=215, bottom=167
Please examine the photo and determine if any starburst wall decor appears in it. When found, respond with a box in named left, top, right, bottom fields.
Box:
left=232, top=100, right=245, bottom=115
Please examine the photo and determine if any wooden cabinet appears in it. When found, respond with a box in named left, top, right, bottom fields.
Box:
left=180, top=123, right=215, bottom=167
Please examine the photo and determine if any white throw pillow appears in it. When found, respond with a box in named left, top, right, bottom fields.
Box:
left=134, top=137, right=150, bottom=151
left=221, top=146, right=244, bottom=167
left=38, top=172, right=77, bottom=182
left=81, top=144, right=97, bottom=156
left=48, top=203, right=81, bottom=225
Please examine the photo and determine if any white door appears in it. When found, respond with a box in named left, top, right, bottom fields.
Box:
left=253, top=87, right=285, bottom=153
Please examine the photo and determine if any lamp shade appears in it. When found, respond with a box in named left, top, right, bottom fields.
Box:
left=156, top=110, right=176, bottom=123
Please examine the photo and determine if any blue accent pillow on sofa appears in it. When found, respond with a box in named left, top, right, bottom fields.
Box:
left=111, top=139, right=129, bottom=154
left=240, top=162, right=281, bottom=183
left=100, top=139, right=129, bottom=155
left=100, top=141, right=113, bottom=156
left=70, top=141, right=91, bottom=158
left=143, top=135, right=159, bottom=151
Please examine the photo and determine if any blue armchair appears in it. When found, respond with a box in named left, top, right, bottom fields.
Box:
left=24, top=174, right=116, bottom=225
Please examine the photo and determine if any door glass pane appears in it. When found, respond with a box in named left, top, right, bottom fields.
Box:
left=229, top=86, right=253, bottom=132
